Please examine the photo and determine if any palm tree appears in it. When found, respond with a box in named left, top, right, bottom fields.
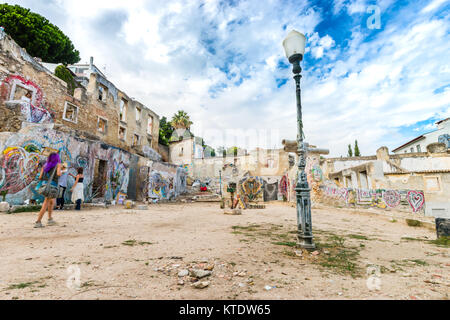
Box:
left=170, top=110, right=193, bottom=129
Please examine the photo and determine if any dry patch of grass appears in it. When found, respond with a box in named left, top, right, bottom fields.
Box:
left=314, top=234, right=362, bottom=278
left=406, top=219, right=422, bottom=227
left=230, top=223, right=365, bottom=278
left=121, top=240, right=153, bottom=247
left=429, top=236, right=450, bottom=248
left=5, top=276, right=52, bottom=291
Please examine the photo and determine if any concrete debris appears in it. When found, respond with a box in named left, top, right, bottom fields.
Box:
left=190, top=269, right=212, bottom=279
left=224, top=209, right=242, bottom=215
left=192, top=281, right=210, bottom=289
left=178, top=270, right=189, bottom=277
left=137, top=205, right=148, bottom=210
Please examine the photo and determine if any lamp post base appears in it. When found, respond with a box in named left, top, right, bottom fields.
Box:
left=297, top=236, right=316, bottom=250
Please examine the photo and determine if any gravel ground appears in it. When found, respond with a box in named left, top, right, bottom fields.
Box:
left=0, top=202, right=448, bottom=300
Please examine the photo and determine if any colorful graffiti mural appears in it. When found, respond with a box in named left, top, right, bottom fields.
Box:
left=279, top=175, right=290, bottom=200
left=407, top=191, right=425, bottom=213
left=147, top=163, right=187, bottom=201
left=236, top=176, right=264, bottom=209
left=1, top=74, right=54, bottom=123
left=321, top=186, right=425, bottom=213
left=0, top=127, right=131, bottom=205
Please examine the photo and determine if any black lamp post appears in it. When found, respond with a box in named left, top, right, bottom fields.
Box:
left=282, top=30, right=315, bottom=250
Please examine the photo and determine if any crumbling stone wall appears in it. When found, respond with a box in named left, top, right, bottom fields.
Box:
left=0, top=31, right=161, bottom=157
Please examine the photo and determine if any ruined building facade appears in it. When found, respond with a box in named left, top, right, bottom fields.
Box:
left=0, top=30, right=186, bottom=205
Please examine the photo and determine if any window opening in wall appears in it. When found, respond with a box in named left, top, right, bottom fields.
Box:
left=417, top=145, right=421, bottom=153
left=359, top=171, right=369, bottom=189
left=63, top=102, right=78, bottom=123
left=93, top=159, right=107, bottom=199
left=344, top=175, right=352, bottom=188
left=136, top=107, right=141, bottom=123
left=147, top=116, right=153, bottom=135
left=147, top=137, right=152, bottom=149
left=120, top=99, right=128, bottom=122
left=119, top=126, right=127, bottom=141
left=98, top=86, right=105, bottom=101
left=179, top=147, right=184, bottom=156
left=13, top=85, right=32, bottom=102
left=133, top=134, right=140, bottom=147
left=334, top=178, right=340, bottom=186
left=97, top=117, right=108, bottom=134
left=410, top=147, right=414, bottom=153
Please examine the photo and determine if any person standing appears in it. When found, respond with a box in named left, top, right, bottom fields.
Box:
left=71, top=168, right=85, bottom=211
left=56, top=162, right=70, bottom=210
left=35, top=153, right=62, bottom=228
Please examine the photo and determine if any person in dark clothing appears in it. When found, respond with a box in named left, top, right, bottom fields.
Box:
left=56, top=162, right=71, bottom=210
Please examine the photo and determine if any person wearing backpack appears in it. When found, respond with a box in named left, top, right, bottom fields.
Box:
left=34, top=153, right=62, bottom=228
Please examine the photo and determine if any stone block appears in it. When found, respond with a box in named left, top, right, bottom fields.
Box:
left=436, top=218, right=450, bottom=238
left=0, top=202, right=10, bottom=212
left=224, top=209, right=242, bottom=215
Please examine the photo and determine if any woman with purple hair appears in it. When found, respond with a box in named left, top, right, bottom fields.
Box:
left=35, top=153, right=62, bottom=228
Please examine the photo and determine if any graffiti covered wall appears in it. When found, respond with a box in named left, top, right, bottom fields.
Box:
left=0, top=126, right=131, bottom=205
left=320, top=186, right=426, bottom=213
left=143, top=161, right=187, bottom=201
left=0, top=74, right=54, bottom=124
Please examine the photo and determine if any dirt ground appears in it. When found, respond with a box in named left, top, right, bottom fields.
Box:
left=0, top=202, right=448, bottom=300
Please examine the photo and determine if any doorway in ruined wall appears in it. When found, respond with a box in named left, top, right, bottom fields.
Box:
left=93, top=159, right=107, bottom=199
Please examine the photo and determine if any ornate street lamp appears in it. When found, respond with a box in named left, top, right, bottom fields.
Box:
left=282, top=30, right=315, bottom=250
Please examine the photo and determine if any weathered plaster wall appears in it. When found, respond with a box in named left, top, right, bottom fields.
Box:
left=320, top=185, right=426, bottom=214
left=169, top=139, right=194, bottom=167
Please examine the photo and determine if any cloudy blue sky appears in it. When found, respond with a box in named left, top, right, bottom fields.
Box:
left=6, top=0, right=450, bottom=156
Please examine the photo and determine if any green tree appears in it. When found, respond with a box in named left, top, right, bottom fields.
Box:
left=354, top=140, right=361, bottom=157
left=0, top=4, right=81, bottom=64
left=55, top=65, right=78, bottom=95
left=203, top=145, right=216, bottom=158
left=347, top=144, right=353, bottom=157
left=227, top=147, right=239, bottom=157
left=158, top=117, right=174, bottom=146
left=171, top=110, right=193, bottom=129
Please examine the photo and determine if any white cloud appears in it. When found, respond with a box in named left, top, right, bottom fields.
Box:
left=422, top=0, right=448, bottom=13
